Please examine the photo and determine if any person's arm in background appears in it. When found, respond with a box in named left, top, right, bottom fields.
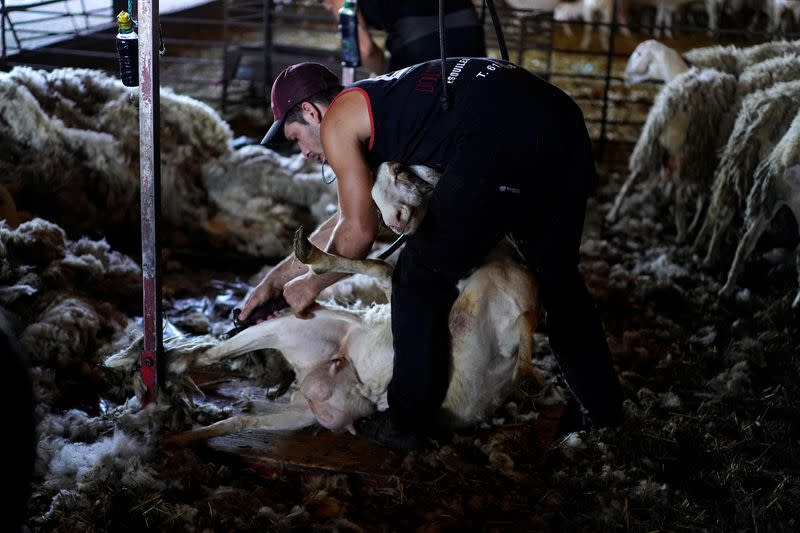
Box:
left=322, top=0, right=387, bottom=74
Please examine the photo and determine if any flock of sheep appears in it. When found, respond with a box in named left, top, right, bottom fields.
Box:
left=505, top=0, right=800, bottom=48
left=609, top=38, right=800, bottom=305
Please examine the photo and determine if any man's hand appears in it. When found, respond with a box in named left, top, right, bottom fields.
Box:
left=283, top=271, right=323, bottom=319
left=238, top=278, right=283, bottom=323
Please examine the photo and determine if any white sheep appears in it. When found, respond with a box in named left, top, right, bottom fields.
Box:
left=122, top=163, right=540, bottom=445
left=693, top=80, right=800, bottom=266
left=553, top=0, right=614, bottom=50
left=154, top=232, right=539, bottom=444
left=607, top=68, right=738, bottom=243
left=613, top=53, right=800, bottom=241
left=623, top=38, right=800, bottom=86
left=768, top=0, right=800, bottom=36
left=719, top=112, right=800, bottom=305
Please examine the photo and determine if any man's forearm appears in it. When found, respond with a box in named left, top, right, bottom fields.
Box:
left=267, top=213, right=340, bottom=287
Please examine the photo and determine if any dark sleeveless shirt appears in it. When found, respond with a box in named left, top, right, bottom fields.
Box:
left=334, top=57, right=598, bottom=197
left=358, top=0, right=485, bottom=71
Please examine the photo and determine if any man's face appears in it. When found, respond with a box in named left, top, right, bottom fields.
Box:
left=284, top=120, right=324, bottom=162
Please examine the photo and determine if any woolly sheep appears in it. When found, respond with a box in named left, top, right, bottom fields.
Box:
left=613, top=54, right=800, bottom=241
left=159, top=233, right=538, bottom=443
left=719, top=112, right=800, bottom=305
left=693, top=80, right=800, bottom=266
left=624, top=38, right=800, bottom=86
left=607, top=68, right=738, bottom=242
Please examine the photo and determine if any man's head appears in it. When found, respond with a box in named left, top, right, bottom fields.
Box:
left=261, top=62, right=342, bottom=160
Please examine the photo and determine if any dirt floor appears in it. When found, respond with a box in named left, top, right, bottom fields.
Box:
left=15, top=161, right=799, bottom=531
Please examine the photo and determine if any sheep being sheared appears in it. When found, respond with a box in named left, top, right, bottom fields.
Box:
left=719, top=112, right=800, bottom=305
left=623, top=38, right=800, bottom=86
left=607, top=68, right=737, bottom=243
left=162, top=229, right=538, bottom=444
left=121, top=163, right=539, bottom=445
left=693, top=80, right=800, bottom=267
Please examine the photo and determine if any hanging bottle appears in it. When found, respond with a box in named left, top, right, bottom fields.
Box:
left=116, top=11, right=139, bottom=87
left=338, top=0, right=360, bottom=68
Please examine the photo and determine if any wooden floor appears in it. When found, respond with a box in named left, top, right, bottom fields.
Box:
left=192, top=373, right=565, bottom=486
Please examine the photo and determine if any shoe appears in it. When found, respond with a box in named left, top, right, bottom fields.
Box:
left=556, top=396, right=590, bottom=436
left=355, top=410, right=430, bottom=453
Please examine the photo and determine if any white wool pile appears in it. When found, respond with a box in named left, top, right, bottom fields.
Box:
left=631, top=250, right=691, bottom=282
left=0, top=218, right=139, bottom=370
left=0, top=64, right=347, bottom=259
left=201, top=145, right=338, bottom=257
left=36, top=428, right=164, bottom=526
left=21, top=295, right=102, bottom=367
left=708, top=360, right=752, bottom=395
left=0, top=217, right=67, bottom=267
left=47, top=236, right=141, bottom=300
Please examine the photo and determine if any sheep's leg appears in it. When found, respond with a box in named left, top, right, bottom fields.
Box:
left=653, top=5, right=665, bottom=38
left=197, top=310, right=354, bottom=382
left=687, top=194, right=705, bottom=237
left=785, top=165, right=800, bottom=307
left=165, top=396, right=316, bottom=446
left=702, top=210, right=734, bottom=268
left=599, top=11, right=612, bottom=51
left=793, top=244, right=800, bottom=308
left=606, top=171, right=641, bottom=222
left=768, top=3, right=780, bottom=36
left=615, top=2, right=631, bottom=36
left=293, top=227, right=393, bottom=297
left=675, top=184, right=689, bottom=244
left=719, top=215, right=771, bottom=297
left=663, top=8, right=674, bottom=39
left=580, top=22, right=592, bottom=50
left=513, top=309, right=544, bottom=388
left=692, top=206, right=715, bottom=254
left=705, top=0, right=719, bottom=36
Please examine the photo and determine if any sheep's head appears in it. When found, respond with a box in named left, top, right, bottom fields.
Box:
left=299, top=357, right=373, bottom=435
left=624, top=40, right=687, bottom=86
left=372, top=162, right=439, bottom=235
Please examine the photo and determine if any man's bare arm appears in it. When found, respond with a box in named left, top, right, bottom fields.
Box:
left=238, top=211, right=340, bottom=320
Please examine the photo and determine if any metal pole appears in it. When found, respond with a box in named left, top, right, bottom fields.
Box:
left=138, top=0, right=162, bottom=407
left=1, top=0, right=7, bottom=70
left=263, top=0, right=272, bottom=102
left=598, top=0, right=617, bottom=163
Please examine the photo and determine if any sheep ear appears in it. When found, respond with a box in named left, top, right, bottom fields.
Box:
left=328, top=357, right=346, bottom=377
left=786, top=165, right=800, bottom=187
left=392, top=162, right=407, bottom=180
left=409, top=164, right=440, bottom=186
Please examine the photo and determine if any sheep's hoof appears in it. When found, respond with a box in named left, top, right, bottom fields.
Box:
left=718, top=283, right=735, bottom=299
left=293, top=227, right=313, bottom=264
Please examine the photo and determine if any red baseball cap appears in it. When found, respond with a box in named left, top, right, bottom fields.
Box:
left=260, top=62, right=341, bottom=146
